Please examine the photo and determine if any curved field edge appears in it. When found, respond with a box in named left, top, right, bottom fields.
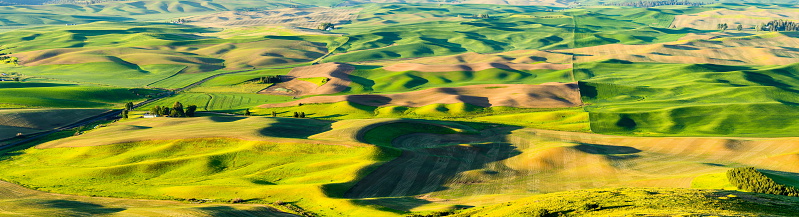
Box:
left=450, top=188, right=799, bottom=217
left=0, top=137, right=400, bottom=216
left=0, top=181, right=298, bottom=217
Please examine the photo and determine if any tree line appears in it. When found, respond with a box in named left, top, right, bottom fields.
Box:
left=603, top=0, right=706, bottom=7
left=758, top=20, right=799, bottom=32
left=727, top=167, right=799, bottom=197
left=251, top=75, right=281, bottom=84
left=147, top=102, right=197, bottom=118
left=120, top=101, right=198, bottom=119
left=122, top=101, right=312, bottom=119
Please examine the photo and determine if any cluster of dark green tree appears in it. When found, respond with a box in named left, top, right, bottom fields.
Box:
left=714, top=23, right=744, bottom=31
left=293, top=112, right=306, bottom=118
left=757, top=20, right=799, bottom=32
left=250, top=75, right=281, bottom=84
left=603, top=0, right=706, bottom=7
left=147, top=102, right=198, bottom=118
left=318, top=23, right=335, bottom=31
left=727, top=167, right=799, bottom=197
left=717, top=23, right=729, bottom=31
left=121, top=102, right=134, bottom=118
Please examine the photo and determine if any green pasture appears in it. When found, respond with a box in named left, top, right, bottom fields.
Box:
left=345, top=65, right=572, bottom=94
left=0, top=108, right=107, bottom=140
left=1, top=63, right=186, bottom=88
left=0, top=137, right=396, bottom=216
left=578, top=60, right=799, bottom=136
left=326, top=5, right=713, bottom=62
left=184, top=68, right=292, bottom=92
left=0, top=80, right=145, bottom=108
left=451, top=188, right=799, bottom=216
left=252, top=102, right=590, bottom=132
left=141, top=93, right=294, bottom=112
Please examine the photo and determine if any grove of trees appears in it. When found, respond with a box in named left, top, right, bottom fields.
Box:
left=318, top=23, right=335, bottom=30
left=717, top=23, right=728, bottom=31
left=727, top=167, right=799, bottom=197
left=148, top=102, right=198, bottom=117
left=760, top=20, right=799, bottom=32
left=252, top=75, right=281, bottom=84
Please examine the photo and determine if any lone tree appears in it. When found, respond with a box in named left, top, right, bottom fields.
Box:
left=172, top=102, right=185, bottom=117
left=737, top=24, right=743, bottom=31
left=271, top=111, right=277, bottom=117
left=318, top=22, right=335, bottom=31
left=124, top=102, right=134, bottom=111
left=293, top=112, right=299, bottom=118
left=121, top=110, right=129, bottom=119
left=186, top=105, right=197, bottom=117
left=299, top=112, right=306, bottom=118
left=244, top=108, right=251, bottom=116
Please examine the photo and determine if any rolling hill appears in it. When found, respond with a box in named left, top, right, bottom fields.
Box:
left=2, top=1, right=799, bottom=216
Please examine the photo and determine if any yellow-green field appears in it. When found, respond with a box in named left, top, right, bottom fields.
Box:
left=0, top=108, right=107, bottom=140
left=1, top=117, right=797, bottom=216
left=0, top=180, right=297, bottom=217
left=4, top=1, right=799, bottom=216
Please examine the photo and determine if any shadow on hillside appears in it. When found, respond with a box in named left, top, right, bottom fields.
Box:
left=322, top=120, right=525, bottom=212
left=258, top=118, right=332, bottom=139
left=0, top=83, right=76, bottom=88
left=37, top=200, right=125, bottom=215
left=574, top=143, right=640, bottom=154
left=760, top=169, right=799, bottom=187
left=209, top=116, right=247, bottom=122
left=351, top=197, right=442, bottom=213
left=196, top=205, right=296, bottom=216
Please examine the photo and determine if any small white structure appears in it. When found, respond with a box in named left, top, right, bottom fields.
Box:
left=143, top=112, right=158, bottom=118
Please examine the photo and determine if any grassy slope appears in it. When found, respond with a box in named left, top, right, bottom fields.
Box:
left=3, top=116, right=799, bottom=215
left=452, top=188, right=799, bottom=217
left=579, top=60, right=799, bottom=136
left=345, top=65, right=573, bottom=94
left=0, top=0, right=307, bottom=26
left=141, top=93, right=295, bottom=112
left=0, top=117, right=405, bottom=216
left=252, top=103, right=590, bottom=132
left=0, top=80, right=146, bottom=108
left=0, top=181, right=296, bottom=217
left=324, top=4, right=710, bottom=62
left=187, top=68, right=290, bottom=93
left=320, top=118, right=799, bottom=212
left=0, top=22, right=332, bottom=88
left=0, top=138, right=384, bottom=216
left=0, top=108, right=107, bottom=139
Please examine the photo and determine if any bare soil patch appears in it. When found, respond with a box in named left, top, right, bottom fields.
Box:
left=260, top=82, right=582, bottom=108
left=183, top=7, right=361, bottom=29
left=382, top=62, right=571, bottom=72
left=259, top=62, right=355, bottom=97
left=673, top=8, right=799, bottom=30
